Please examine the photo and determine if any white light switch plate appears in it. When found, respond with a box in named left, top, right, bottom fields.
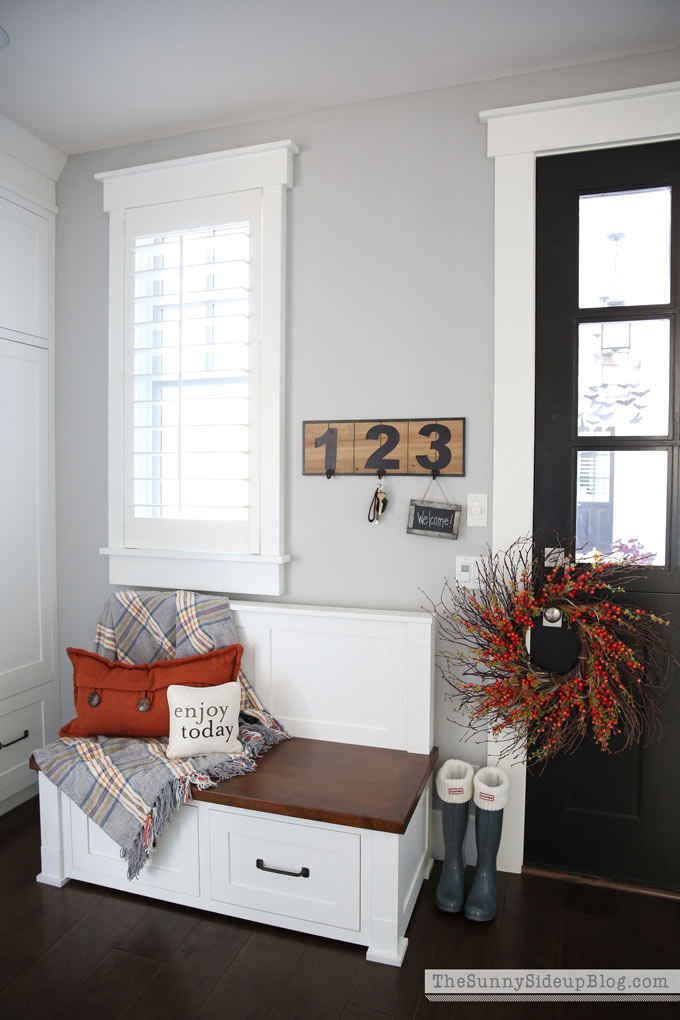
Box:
left=467, top=493, right=488, bottom=527
left=456, top=556, right=483, bottom=588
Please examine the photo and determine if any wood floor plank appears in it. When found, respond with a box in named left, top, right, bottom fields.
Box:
left=343, top=1006, right=405, bottom=1020
left=561, top=878, right=622, bottom=920
left=420, top=865, right=506, bottom=969
left=0, top=797, right=50, bottom=892
left=494, top=871, right=562, bottom=967
left=559, top=907, right=624, bottom=968
left=609, top=890, right=680, bottom=969
left=120, top=914, right=255, bottom=1020
left=0, top=880, right=105, bottom=991
left=0, top=889, right=151, bottom=1019
left=115, top=899, right=202, bottom=962
left=349, top=877, right=436, bottom=1019
left=413, top=865, right=509, bottom=1020
left=194, top=928, right=310, bottom=1020
left=2, top=797, right=678, bottom=1020
left=0, top=795, right=106, bottom=991
left=75, top=949, right=161, bottom=1020
left=0, top=794, right=40, bottom=841
left=267, top=939, right=364, bottom=1020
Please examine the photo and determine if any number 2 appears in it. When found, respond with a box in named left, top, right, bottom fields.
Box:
left=364, top=424, right=400, bottom=471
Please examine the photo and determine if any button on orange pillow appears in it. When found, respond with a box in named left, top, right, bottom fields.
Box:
left=59, top=644, right=244, bottom=739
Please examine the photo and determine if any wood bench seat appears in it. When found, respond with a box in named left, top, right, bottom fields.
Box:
left=192, top=737, right=438, bottom=833
left=32, top=738, right=438, bottom=835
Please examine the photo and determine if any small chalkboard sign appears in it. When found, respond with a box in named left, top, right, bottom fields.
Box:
left=407, top=499, right=461, bottom=540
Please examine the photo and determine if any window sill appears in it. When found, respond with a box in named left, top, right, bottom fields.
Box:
left=99, top=547, right=290, bottom=597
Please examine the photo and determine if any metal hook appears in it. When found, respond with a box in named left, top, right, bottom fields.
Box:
left=431, top=468, right=440, bottom=479
left=376, top=469, right=386, bottom=479
left=325, top=468, right=335, bottom=479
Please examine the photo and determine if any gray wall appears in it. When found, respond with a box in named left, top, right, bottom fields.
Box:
left=56, top=46, right=680, bottom=763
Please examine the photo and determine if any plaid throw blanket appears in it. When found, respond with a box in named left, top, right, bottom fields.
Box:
left=33, top=590, right=288, bottom=880
left=94, top=588, right=239, bottom=663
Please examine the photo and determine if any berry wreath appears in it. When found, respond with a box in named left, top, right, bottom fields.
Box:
left=427, top=538, right=674, bottom=767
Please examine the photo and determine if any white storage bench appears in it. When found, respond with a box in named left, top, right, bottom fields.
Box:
left=33, top=602, right=436, bottom=967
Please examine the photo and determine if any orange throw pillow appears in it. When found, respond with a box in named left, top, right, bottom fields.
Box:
left=59, top=644, right=244, bottom=739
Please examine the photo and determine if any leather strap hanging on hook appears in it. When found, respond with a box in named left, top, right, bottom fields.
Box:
left=368, top=478, right=388, bottom=523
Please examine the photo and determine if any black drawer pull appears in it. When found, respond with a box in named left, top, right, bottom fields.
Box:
left=256, top=857, right=310, bottom=879
left=0, top=728, right=29, bottom=751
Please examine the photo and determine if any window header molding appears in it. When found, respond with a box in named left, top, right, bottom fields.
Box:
left=480, top=80, right=680, bottom=158
left=95, top=139, right=299, bottom=212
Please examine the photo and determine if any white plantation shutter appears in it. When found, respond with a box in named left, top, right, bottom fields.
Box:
left=98, top=141, right=296, bottom=594
left=124, top=191, right=261, bottom=554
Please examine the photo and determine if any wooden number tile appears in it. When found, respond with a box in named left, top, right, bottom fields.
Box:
left=353, top=421, right=407, bottom=474
left=303, top=421, right=355, bottom=474
left=407, top=418, right=464, bottom=475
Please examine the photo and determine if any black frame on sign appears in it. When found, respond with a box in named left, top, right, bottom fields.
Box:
left=302, top=417, right=466, bottom=477
left=406, top=499, right=461, bottom=539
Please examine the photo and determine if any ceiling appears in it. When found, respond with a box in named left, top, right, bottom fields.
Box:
left=0, top=0, right=679, bottom=155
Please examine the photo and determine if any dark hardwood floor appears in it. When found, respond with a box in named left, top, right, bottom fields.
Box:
left=1, top=797, right=678, bottom=1019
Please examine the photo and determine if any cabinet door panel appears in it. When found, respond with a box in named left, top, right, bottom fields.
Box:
left=0, top=196, right=49, bottom=340
left=0, top=683, right=54, bottom=798
left=0, top=339, right=54, bottom=696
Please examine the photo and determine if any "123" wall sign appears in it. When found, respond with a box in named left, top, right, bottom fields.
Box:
left=303, top=418, right=465, bottom=476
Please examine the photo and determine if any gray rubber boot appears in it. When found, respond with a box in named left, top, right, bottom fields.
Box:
left=434, top=759, right=474, bottom=913
left=436, top=800, right=470, bottom=911
left=464, top=766, right=510, bottom=923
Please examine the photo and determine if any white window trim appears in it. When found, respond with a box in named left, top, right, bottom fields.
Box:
left=97, top=140, right=298, bottom=596
left=479, top=80, right=680, bottom=874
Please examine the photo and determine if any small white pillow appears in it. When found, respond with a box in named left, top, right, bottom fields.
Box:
left=167, top=679, right=242, bottom=759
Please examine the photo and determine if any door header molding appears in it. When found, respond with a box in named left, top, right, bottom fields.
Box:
left=480, top=80, right=680, bottom=157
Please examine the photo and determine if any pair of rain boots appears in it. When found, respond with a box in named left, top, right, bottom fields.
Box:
left=435, top=759, right=510, bottom=922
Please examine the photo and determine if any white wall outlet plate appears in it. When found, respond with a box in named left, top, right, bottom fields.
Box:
left=467, top=493, right=488, bottom=527
left=456, top=555, right=483, bottom=588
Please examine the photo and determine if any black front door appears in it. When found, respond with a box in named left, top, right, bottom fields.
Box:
left=526, top=140, right=680, bottom=891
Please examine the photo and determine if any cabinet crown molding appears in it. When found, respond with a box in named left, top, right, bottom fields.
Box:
left=0, top=111, right=67, bottom=211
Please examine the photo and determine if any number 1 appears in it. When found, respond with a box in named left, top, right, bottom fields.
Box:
left=314, top=427, right=338, bottom=472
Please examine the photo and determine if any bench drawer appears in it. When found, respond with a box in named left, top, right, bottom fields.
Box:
left=0, top=684, right=53, bottom=797
left=209, top=808, right=361, bottom=931
left=68, top=799, right=200, bottom=895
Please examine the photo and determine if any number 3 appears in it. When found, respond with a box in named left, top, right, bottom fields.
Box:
left=416, top=423, right=452, bottom=471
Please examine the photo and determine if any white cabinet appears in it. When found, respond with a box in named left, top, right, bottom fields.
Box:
left=39, top=783, right=432, bottom=967
left=0, top=684, right=54, bottom=800
left=0, top=178, right=58, bottom=812
left=0, top=337, right=58, bottom=809
left=0, top=195, right=50, bottom=341
left=0, top=340, right=54, bottom=694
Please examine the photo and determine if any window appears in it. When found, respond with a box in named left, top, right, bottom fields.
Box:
left=97, top=141, right=297, bottom=595
left=534, top=140, right=679, bottom=574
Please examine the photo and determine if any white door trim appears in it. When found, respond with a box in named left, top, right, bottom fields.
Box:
left=480, top=79, right=680, bottom=873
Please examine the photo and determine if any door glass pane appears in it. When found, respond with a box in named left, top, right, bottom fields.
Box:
left=579, top=187, right=671, bottom=308
left=576, top=449, right=667, bottom=565
left=577, top=319, right=670, bottom=437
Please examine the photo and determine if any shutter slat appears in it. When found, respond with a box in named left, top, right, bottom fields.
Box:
left=130, top=218, right=252, bottom=523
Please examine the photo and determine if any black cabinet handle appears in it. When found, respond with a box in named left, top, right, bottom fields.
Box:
left=256, top=857, right=310, bottom=878
left=0, top=728, right=29, bottom=751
